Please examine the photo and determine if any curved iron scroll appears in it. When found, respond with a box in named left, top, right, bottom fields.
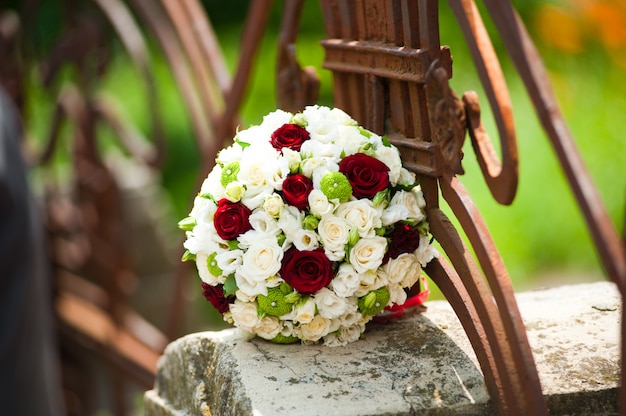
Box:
left=308, top=0, right=626, bottom=414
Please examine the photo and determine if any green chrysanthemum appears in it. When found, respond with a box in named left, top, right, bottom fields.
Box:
left=220, top=162, right=240, bottom=186
left=320, top=172, right=352, bottom=202
left=257, top=286, right=293, bottom=316
left=271, top=333, right=300, bottom=344
left=358, top=287, right=390, bottom=316
left=206, top=252, right=222, bottom=277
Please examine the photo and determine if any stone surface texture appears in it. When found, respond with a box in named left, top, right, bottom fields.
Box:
left=144, top=281, right=621, bottom=416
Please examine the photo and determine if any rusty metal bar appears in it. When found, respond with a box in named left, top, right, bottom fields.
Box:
left=447, top=0, right=519, bottom=206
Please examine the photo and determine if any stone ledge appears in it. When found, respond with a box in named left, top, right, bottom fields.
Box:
left=144, top=281, right=621, bottom=416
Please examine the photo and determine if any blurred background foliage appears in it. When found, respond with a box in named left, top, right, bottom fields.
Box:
left=7, top=0, right=626, bottom=327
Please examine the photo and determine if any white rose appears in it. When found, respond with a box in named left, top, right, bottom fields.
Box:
left=254, top=316, right=282, bottom=340
left=339, top=323, right=365, bottom=344
left=415, top=235, right=438, bottom=267
left=215, top=249, right=244, bottom=276
left=235, top=290, right=256, bottom=302
left=335, top=125, right=366, bottom=156
left=248, top=210, right=280, bottom=236
left=354, top=269, right=388, bottom=297
left=322, top=332, right=345, bottom=347
left=293, top=229, right=319, bottom=251
left=200, top=166, right=225, bottom=200
left=301, top=139, right=343, bottom=160
left=235, top=274, right=268, bottom=297
left=302, top=106, right=339, bottom=143
left=337, top=299, right=362, bottom=327
left=385, top=190, right=426, bottom=226
left=388, top=284, right=408, bottom=305
left=349, top=236, right=387, bottom=273
left=398, top=167, right=416, bottom=186
left=224, top=181, right=245, bottom=202
left=216, top=143, right=244, bottom=165
left=229, top=301, right=260, bottom=332
left=189, top=196, right=217, bottom=225
left=235, top=125, right=269, bottom=146
left=313, top=288, right=348, bottom=319
left=330, top=263, right=361, bottom=297
left=383, top=252, right=420, bottom=287
left=281, top=148, right=302, bottom=173
left=277, top=205, right=304, bottom=242
left=308, top=189, right=333, bottom=217
left=260, top=108, right=293, bottom=133
left=412, top=185, right=427, bottom=209
left=293, top=297, right=316, bottom=324
left=318, top=215, right=349, bottom=259
left=183, top=222, right=222, bottom=255
left=375, top=145, right=403, bottom=185
left=263, top=194, right=284, bottom=218
left=300, top=315, right=331, bottom=341
left=300, top=155, right=338, bottom=180
left=336, top=200, right=382, bottom=238
left=195, top=252, right=220, bottom=285
left=237, top=238, right=283, bottom=282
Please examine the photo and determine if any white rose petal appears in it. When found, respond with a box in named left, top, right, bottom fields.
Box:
left=318, top=215, right=349, bottom=257
left=261, top=109, right=293, bottom=133
left=235, top=274, right=268, bottom=297
left=230, top=301, right=260, bottom=332
left=237, top=238, right=283, bottom=282
left=248, top=210, right=281, bottom=236
left=381, top=190, right=425, bottom=226
left=293, top=297, right=316, bottom=324
left=383, top=252, right=420, bottom=288
left=300, top=315, right=331, bottom=341
left=354, top=269, right=388, bottom=297
left=215, top=249, right=244, bottom=276
left=263, top=194, right=284, bottom=218
left=349, top=236, right=387, bottom=274
left=308, top=189, right=333, bottom=217
left=388, top=284, right=408, bottom=306
left=339, top=323, right=365, bottom=344
left=254, top=316, right=282, bottom=340
left=313, top=287, right=348, bottom=319
left=415, top=235, right=438, bottom=267
left=375, top=145, right=403, bottom=186
left=330, top=264, right=361, bottom=297
left=293, top=229, right=319, bottom=251
left=336, top=200, right=382, bottom=238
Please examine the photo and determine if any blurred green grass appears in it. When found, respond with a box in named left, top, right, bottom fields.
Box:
left=29, top=1, right=624, bottom=304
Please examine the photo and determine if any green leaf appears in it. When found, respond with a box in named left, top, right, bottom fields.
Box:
left=181, top=249, right=196, bottom=262
left=177, top=216, right=196, bottom=231
left=223, top=274, right=238, bottom=296
left=236, top=140, right=250, bottom=149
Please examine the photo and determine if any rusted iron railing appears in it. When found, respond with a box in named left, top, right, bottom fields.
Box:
left=1, top=0, right=272, bottom=414
left=293, top=0, right=624, bottom=415
left=2, top=0, right=624, bottom=415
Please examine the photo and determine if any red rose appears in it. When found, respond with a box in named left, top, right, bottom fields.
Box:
left=201, top=282, right=233, bottom=314
left=339, top=153, right=390, bottom=199
left=384, top=223, right=421, bottom=263
left=214, top=199, right=252, bottom=240
left=282, top=174, right=313, bottom=210
left=280, top=247, right=334, bottom=295
left=270, top=123, right=310, bottom=152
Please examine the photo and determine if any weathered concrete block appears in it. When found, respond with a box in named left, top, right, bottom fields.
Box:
left=144, top=281, right=620, bottom=415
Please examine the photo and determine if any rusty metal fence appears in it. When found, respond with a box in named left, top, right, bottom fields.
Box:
left=1, top=0, right=624, bottom=415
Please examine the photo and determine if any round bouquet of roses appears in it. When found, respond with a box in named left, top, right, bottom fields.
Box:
left=179, top=105, right=436, bottom=346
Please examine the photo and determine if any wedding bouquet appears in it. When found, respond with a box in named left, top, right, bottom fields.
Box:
left=179, top=105, right=436, bottom=346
